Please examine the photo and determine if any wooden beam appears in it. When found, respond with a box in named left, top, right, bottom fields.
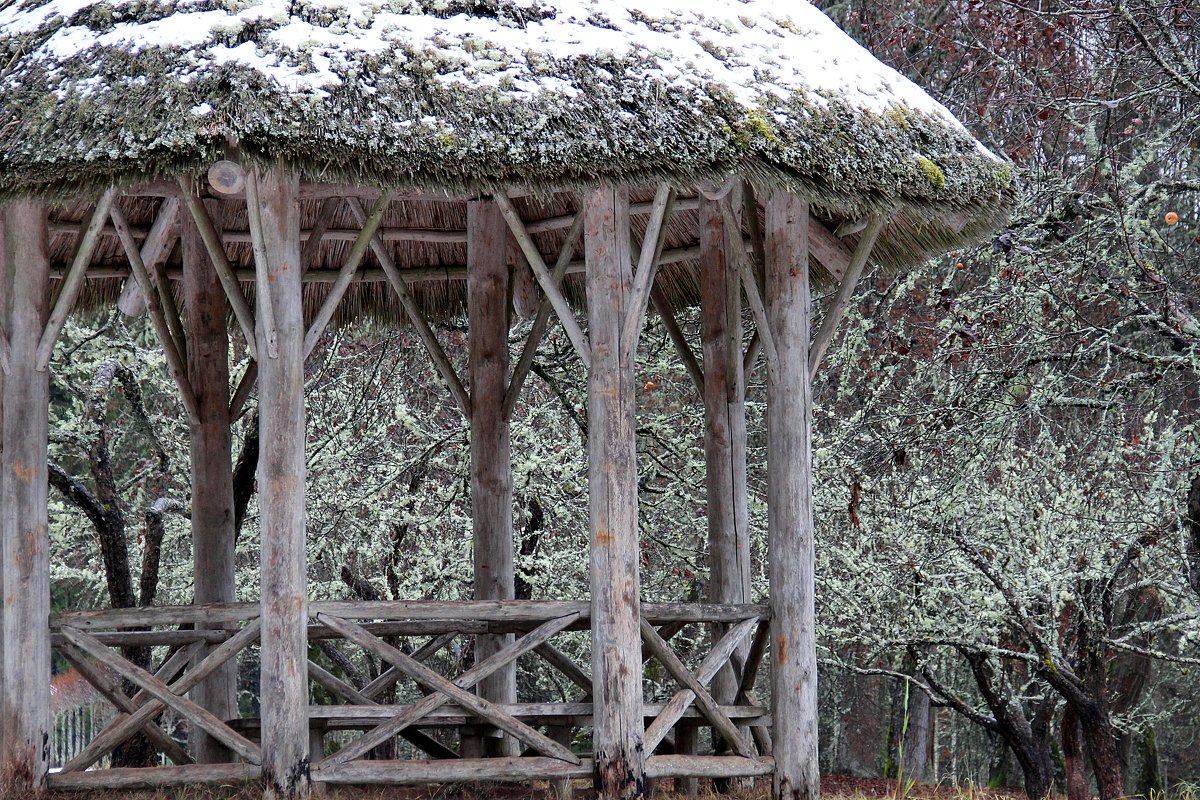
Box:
left=495, top=193, right=592, bottom=369
left=177, top=180, right=260, bottom=361
left=718, top=199, right=777, bottom=373
left=315, top=757, right=589, bottom=785
left=116, top=197, right=181, bottom=317
left=502, top=211, right=585, bottom=421
left=358, top=631, right=458, bottom=701
left=764, top=189, right=818, bottom=800
left=300, top=197, right=343, bottom=270
left=807, top=215, right=852, bottom=282
left=110, top=205, right=201, bottom=424
left=229, top=360, right=257, bottom=420
left=34, top=188, right=117, bottom=369
left=807, top=214, right=886, bottom=380
left=621, top=183, right=676, bottom=360
left=302, top=192, right=392, bottom=358
left=467, top=199, right=518, bottom=756
left=583, top=185, right=647, bottom=800
left=346, top=197, right=472, bottom=418
left=245, top=171, right=281, bottom=360
left=1, top=201, right=52, bottom=788
left=49, top=763, right=261, bottom=791
left=649, top=286, right=704, bottom=398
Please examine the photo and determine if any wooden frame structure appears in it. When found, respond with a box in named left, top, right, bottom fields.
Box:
left=0, top=164, right=886, bottom=800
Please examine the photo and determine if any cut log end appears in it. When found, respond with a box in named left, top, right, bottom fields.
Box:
left=207, top=160, right=247, bottom=197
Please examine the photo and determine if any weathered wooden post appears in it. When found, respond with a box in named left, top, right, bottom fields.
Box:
left=182, top=206, right=238, bottom=763
left=1, top=201, right=52, bottom=789
left=764, top=189, right=818, bottom=800
left=467, top=198, right=517, bottom=757
left=584, top=185, right=647, bottom=800
left=250, top=166, right=311, bottom=799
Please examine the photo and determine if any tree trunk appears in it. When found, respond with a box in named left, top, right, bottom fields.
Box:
left=1062, top=705, right=1088, bottom=800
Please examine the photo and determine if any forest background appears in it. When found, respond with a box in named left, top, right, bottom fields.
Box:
left=41, top=1, right=1200, bottom=798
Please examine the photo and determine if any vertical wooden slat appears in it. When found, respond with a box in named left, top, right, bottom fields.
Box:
left=0, top=209, right=7, bottom=767
left=764, top=189, right=817, bottom=800
left=252, top=166, right=310, bottom=799
left=467, top=198, right=517, bottom=756
left=1, top=200, right=51, bottom=789
left=583, top=185, right=647, bottom=800
left=182, top=205, right=238, bottom=763
left=700, top=192, right=753, bottom=774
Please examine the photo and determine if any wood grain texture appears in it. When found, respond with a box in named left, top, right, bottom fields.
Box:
left=764, top=189, right=818, bottom=800
left=182, top=204, right=239, bottom=764
left=1, top=201, right=51, bottom=789
left=251, top=165, right=311, bottom=799
left=583, top=185, right=646, bottom=800
left=467, top=199, right=518, bottom=756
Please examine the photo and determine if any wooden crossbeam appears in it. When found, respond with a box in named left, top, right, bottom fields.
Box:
left=61, top=620, right=261, bottom=772
left=502, top=210, right=586, bottom=421
left=116, top=197, right=182, bottom=317
left=534, top=642, right=593, bottom=698
left=110, top=204, right=201, bottom=424
left=35, top=187, right=118, bottom=369
left=495, top=193, right=592, bottom=369
left=642, top=616, right=758, bottom=754
left=807, top=213, right=887, bottom=380
left=177, top=183, right=260, bottom=361
left=650, top=285, right=704, bottom=398
left=346, top=197, right=471, bottom=418
left=807, top=216, right=854, bottom=282
left=718, top=199, right=778, bottom=373
left=316, top=612, right=581, bottom=766
left=303, top=192, right=392, bottom=358
left=301, top=197, right=343, bottom=269
left=244, top=170, right=280, bottom=360
left=229, top=360, right=257, bottom=420
left=743, top=182, right=767, bottom=292
left=359, top=631, right=457, bottom=701
left=639, top=620, right=754, bottom=758
left=60, top=626, right=263, bottom=765
left=621, top=183, right=677, bottom=361
left=57, top=643, right=193, bottom=767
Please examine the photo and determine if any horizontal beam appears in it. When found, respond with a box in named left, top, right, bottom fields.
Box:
left=301, top=702, right=768, bottom=725
left=48, top=764, right=262, bottom=791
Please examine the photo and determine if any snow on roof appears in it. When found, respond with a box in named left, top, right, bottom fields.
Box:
left=0, top=0, right=1012, bottom=226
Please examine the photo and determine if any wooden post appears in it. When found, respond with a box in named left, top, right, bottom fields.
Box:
left=1, top=201, right=51, bottom=789
left=467, top=199, right=517, bottom=757
left=583, top=185, right=647, bottom=800
left=251, top=167, right=310, bottom=799
left=700, top=193, right=752, bottom=787
left=764, top=189, right=818, bottom=800
left=182, top=205, right=238, bottom=763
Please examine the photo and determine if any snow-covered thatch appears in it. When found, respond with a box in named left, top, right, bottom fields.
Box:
left=0, top=0, right=1012, bottom=221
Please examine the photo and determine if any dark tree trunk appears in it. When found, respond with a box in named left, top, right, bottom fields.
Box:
left=1063, top=705, right=1088, bottom=800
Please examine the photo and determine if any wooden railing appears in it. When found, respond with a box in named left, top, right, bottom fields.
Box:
left=47, top=600, right=772, bottom=791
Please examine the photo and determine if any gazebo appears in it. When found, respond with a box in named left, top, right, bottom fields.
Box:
left=0, top=1, right=1011, bottom=798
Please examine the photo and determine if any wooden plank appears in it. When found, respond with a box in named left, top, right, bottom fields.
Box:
left=646, top=755, right=774, bottom=779
left=621, top=184, right=675, bottom=360
left=467, top=199, right=517, bottom=757
left=583, top=185, right=646, bottom=800
left=1, top=201, right=52, bottom=788
left=346, top=196, right=471, bottom=418
left=303, top=192, right=392, bottom=358
left=642, top=617, right=758, bottom=754
left=182, top=204, right=239, bottom=764
left=639, top=620, right=753, bottom=758
left=495, top=193, right=592, bottom=369
left=177, top=180, right=259, bottom=361
left=111, top=204, right=201, bottom=423
left=807, top=213, right=886, bottom=380
left=62, top=625, right=256, bottom=772
left=315, top=613, right=579, bottom=764
left=764, top=189, right=818, bottom=800
left=649, top=286, right=704, bottom=398
left=116, top=197, right=181, bottom=316
left=34, top=187, right=117, bottom=369
left=319, top=612, right=579, bottom=765
left=49, top=763, right=261, bottom=790
left=58, top=626, right=263, bottom=764
left=502, top=210, right=586, bottom=421
left=56, top=643, right=193, bottom=766
left=306, top=703, right=765, bottom=723
left=250, top=165, right=310, bottom=799
left=315, top=757, right=590, bottom=785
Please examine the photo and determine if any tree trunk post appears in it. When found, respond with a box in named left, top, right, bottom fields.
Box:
left=700, top=191, right=752, bottom=780
left=1, top=200, right=52, bottom=790
left=467, top=198, right=517, bottom=757
left=252, top=166, right=310, bottom=799
left=182, top=204, right=238, bottom=763
left=764, top=189, right=818, bottom=800
left=584, top=185, right=647, bottom=800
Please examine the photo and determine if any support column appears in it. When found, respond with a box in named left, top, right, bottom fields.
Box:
left=700, top=193, right=752, bottom=785
left=253, top=166, right=310, bottom=799
left=467, top=199, right=517, bottom=757
left=182, top=206, right=238, bottom=762
left=764, top=189, right=818, bottom=800
left=1, top=201, right=51, bottom=789
left=584, top=185, right=646, bottom=800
